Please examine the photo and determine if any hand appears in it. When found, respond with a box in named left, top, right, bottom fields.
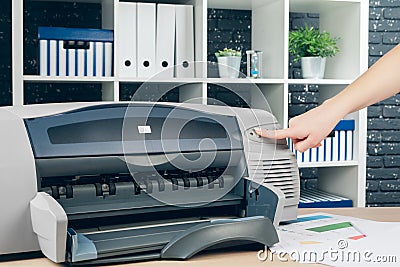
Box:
left=255, top=102, right=344, bottom=152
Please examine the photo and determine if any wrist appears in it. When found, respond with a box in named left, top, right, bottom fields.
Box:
left=320, top=98, right=349, bottom=121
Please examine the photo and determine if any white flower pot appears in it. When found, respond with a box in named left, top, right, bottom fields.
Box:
left=217, top=56, right=241, bottom=78
left=301, top=57, right=326, bottom=79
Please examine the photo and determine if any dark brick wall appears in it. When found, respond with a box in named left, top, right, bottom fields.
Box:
left=0, top=0, right=11, bottom=106
left=119, top=83, right=179, bottom=102
left=207, top=9, right=251, bottom=76
left=207, top=9, right=251, bottom=107
left=367, top=0, right=400, bottom=206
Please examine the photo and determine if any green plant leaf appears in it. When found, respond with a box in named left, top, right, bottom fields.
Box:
left=289, top=25, right=340, bottom=62
left=215, top=48, right=242, bottom=57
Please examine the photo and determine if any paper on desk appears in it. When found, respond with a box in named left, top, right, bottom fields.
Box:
left=320, top=220, right=400, bottom=266
left=271, top=213, right=369, bottom=251
left=270, top=213, right=400, bottom=266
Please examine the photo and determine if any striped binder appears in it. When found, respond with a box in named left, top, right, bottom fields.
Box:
left=289, top=120, right=355, bottom=163
left=38, top=27, right=113, bottom=77
left=299, top=189, right=353, bottom=208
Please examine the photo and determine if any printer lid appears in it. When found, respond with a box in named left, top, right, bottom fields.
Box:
left=24, top=103, right=243, bottom=159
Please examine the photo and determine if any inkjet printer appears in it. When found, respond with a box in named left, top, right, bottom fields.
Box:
left=0, top=102, right=299, bottom=265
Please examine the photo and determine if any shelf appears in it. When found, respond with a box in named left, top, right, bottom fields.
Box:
left=298, top=161, right=358, bottom=168
left=287, top=79, right=353, bottom=85
left=23, top=76, right=287, bottom=85
left=208, top=0, right=253, bottom=10
left=119, top=77, right=205, bottom=84
left=31, top=0, right=105, bottom=3
left=33, top=0, right=197, bottom=4
left=206, top=78, right=284, bottom=84
left=209, top=78, right=351, bottom=85
left=289, top=0, right=361, bottom=13
left=23, top=75, right=115, bottom=83
left=289, top=0, right=366, bottom=81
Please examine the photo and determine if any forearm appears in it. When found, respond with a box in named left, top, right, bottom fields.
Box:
left=322, top=44, right=400, bottom=116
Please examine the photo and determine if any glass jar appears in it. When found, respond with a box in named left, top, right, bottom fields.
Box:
left=246, top=50, right=263, bottom=78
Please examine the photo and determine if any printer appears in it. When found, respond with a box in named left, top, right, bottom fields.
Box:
left=0, top=102, right=299, bottom=265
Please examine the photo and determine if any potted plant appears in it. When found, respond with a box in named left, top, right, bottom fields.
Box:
left=215, top=48, right=242, bottom=78
left=289, top=26, right=339, bottom=79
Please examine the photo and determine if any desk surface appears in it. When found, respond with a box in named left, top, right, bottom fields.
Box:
left=2, top=207, right=399, bottom=267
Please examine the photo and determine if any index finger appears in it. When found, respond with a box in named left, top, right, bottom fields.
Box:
left=255, top=128, right=295, bottom=139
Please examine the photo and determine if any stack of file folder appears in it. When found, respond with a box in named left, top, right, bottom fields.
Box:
left=299, top=189, right=353, bottom=208
left=117, top=2, right=195, bottom=78
left=288, top=120, right=355, bottom=163
left=38, top=27, right=113, bottom=77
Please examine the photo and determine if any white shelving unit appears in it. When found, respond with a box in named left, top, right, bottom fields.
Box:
left=11, top=0, right=368, bottom=206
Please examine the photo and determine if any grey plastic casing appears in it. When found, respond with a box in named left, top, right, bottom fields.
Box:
left=0, top=102, right=299, bottom=263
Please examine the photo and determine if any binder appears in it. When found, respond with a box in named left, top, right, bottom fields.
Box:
left=49, top=40, right=57, bottom=76
left=137, top=2, right=156, bottom=78
left=175, top=4, right=195, bottom=78
left=39, top=40, right=47, bottom=76
left=299, top=189, right=353, bottom=208
left=339, top=130, right=346, bottom=161
left=156, top=4, right=175, bottom=78
left=318, top=143, right=325, bottom=162
left=85, top=42, right=94, bottom=77
left=77, top=48, right=85, bottom=77
left=346, top=130, right=353, bottom=160
left=332, top=130, right=339, bottom=161
left=335, top=120, right=355, bottom=161
left=289, top=120, right=354, bottom=163
left=94, top=42, right=103, bottom=77
left=38, top=27, right=113, bottom=77
left=117, top=2, right=137, bottom=78
left=67, top=48, right=75, bottom=76
left=303, top=149, right=310, bottom=163
left=58, top=41, right=66, bottom=76
left=325, top=138, right=332, bottom=161
left=104, top=42, right=113, bottom=77
left=310, top=146, right=317, bottom=162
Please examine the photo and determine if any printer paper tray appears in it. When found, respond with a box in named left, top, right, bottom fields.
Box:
left=67, top=220, right=205, bottom=263
left=67, top=216, right=279, bottom=265
left=30, top=193, right=279, bottom=265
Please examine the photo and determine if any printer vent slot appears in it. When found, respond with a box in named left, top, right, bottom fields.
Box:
left=249, top=158, right=298, bottom=199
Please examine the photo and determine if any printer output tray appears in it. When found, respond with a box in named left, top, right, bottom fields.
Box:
left=31, top=190, right=279, bottom=265
left=67, top=216, right=278, bottom=265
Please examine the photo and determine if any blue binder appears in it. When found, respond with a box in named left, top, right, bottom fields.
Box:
left=38, top=27, right=113, bottom=77
left=299, top=189, right=353, bottom=208
left=289, top=119, right=355, bottom=163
